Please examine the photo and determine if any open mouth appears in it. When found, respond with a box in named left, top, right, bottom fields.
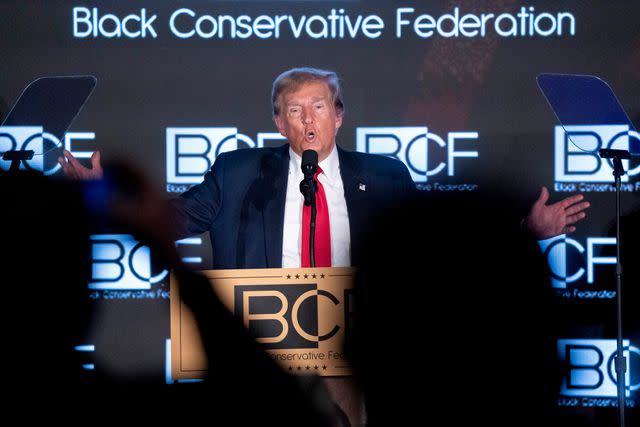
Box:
left=305, top=129, right=316, bottom=142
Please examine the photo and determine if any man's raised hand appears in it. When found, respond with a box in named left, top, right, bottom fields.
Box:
left=524, top=186, right=590, bottom=240
left=58, top=149, right=103, bottom=180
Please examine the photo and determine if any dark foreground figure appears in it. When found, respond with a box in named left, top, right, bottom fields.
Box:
left=348, top=191, right=562, bottom=426
left=0, top=170, right=337, bottom=426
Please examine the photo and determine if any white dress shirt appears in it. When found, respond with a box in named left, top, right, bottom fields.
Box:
left=282, top=145, right=351, bottom=268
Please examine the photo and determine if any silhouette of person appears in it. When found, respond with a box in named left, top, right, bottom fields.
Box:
left=0, top=167, right=339, bottom=425
left=348, top=190, right=561, bottom=426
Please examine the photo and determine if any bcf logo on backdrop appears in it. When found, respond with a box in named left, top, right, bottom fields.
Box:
left=166, top=127, right=285, bottom=185
left=0, top=126, right=95, bottom=175
left=539, top=235, right=616, bottom=289
left=355, top=127, right=479, bottom=182
left=89, top=234, right=168, bottom=290
left=555, top=125, right=640, bottom=182
left=558, top=339, right=639, bottom=398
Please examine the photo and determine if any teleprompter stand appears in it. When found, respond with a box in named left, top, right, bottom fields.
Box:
left=538, top=74, right=640, bottom=427
left=600, top=147, right=630, bottom=425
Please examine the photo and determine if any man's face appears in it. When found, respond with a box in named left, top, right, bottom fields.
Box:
left=274, top=81, right=343, bottom=162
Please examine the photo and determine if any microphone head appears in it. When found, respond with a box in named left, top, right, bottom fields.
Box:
left=301, top=149, right=318, bottom=174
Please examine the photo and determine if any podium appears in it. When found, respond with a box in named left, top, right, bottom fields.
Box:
left=170, top=266, right=355, bottom=379
left=171, top=267, right=362, bottom=424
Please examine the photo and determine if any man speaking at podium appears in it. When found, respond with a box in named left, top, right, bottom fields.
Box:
left=58, top=66, right=589, bottom=268
left=59, top=68, right=420, bottom=426
left=171, top=67, right=418, bottom=269
left=60, top=67, right=417, bottom=269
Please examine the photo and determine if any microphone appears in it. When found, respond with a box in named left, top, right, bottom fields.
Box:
left=300, top=150, right=318, bottom=206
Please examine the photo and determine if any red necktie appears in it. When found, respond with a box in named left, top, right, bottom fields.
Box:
left=301, top=167, right=331, bottom=267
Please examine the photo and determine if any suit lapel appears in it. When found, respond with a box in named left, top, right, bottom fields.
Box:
left=262, top=145, right=290, bottom=268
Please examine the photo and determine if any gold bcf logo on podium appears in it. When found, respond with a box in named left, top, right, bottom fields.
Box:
left=235, top=284, right=345, bottom=349
left=171, top=267, right=355, bottom=378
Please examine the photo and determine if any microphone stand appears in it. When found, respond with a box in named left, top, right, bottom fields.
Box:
left=309, top=189, right=317, bottom=268
left=300, top=166, right=318, bottom=268
left=599, top=148, right=629, bottom=427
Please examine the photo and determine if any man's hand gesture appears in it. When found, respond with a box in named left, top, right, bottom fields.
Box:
left=524, top=186, right=590, bottom=239
left=58, top=149, right=103, bottom=180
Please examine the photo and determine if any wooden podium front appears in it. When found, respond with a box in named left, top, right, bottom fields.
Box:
left=171, top=267, right=364, bottom=425
left=170, top=267, right=355, bottom=379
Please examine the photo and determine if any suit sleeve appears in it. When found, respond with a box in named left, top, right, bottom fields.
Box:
left=169, top=154, right=226, bottom=238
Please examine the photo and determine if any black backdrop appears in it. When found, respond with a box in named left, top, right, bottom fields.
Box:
left=1, top=1, right=639, bottom=424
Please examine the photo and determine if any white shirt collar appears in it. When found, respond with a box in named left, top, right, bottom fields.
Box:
left=288, top=144, right=340, bottom=183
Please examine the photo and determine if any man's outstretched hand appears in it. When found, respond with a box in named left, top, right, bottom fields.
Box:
left=524, top=186, right=590, bottom=240
left=58, top=149, right=103, bottom=180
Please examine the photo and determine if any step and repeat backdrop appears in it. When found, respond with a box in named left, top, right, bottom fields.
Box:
left=1, top=1, right=639, bottom=424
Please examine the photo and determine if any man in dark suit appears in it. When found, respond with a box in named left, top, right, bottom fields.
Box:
left=60, top=68, right=416, bottom=270
left=169, top=68, right=417, bottom=269
left=58, top=67, right=589, bottom=269
left=171, top=74, right=416, bottom=269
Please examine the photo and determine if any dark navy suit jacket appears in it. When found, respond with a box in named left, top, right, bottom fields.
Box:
left=171, top=144, right=416, bottom=269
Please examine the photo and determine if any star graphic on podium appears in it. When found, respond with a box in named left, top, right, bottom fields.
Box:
left=314, top=365, right=319, bottom=370
left=297, top=366, right=301, bottom=371
left=304, top=274, right=308, bottom=279
left=305, top=366, right=310, bottom=370
left=286, top=274, right=291, bottom=279
left=295, top=274, right=300, bottom=279
left=312, top=274, right=317, bottom=279
left=322, top=365, right=327, bottom=370
left=320, top=273, right=325, bottom=279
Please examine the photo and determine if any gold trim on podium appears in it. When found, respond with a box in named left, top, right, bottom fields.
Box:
left=170, top=267, right=355, bottom=380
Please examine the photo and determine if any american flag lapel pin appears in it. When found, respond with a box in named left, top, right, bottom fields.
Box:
left=358, top=183, right=366, bottom=191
